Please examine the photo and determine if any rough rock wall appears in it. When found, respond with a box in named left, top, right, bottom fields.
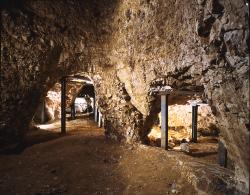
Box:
left=99, top=0, right=249, bottom=191
left=1, top=0, right=114, bottom=139
left=0, top=0, right=249, bottom=192
left=34, top=81, right=84, bottom=123
left=164, top=104, right=218, bottom=134
left=148, top=103, right=218, bottom=146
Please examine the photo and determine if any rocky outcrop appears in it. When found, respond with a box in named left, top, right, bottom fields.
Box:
left=0, top=0, right=249, bottom=193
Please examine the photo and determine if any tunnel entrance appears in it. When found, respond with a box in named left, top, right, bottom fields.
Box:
left=60, top=75, right=96, bottom=133
left=66, top=77, right=95, bottom=120
left=146, top=86, right=220, bottom=164
left=148, top=102, right=219, bottom=156
left=32, top=74, right=103, bottom=135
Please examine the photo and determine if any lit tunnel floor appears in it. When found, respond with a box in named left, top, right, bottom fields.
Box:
left=37, top=116, right=218, bottom=166
left=0, top=117, right=234, bottom=195
left=36, top=114, right=99, bottom=134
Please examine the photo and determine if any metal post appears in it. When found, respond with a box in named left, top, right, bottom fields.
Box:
left=70, top=104, right=73, bottom=119
left=61, top=77, right=66, bottom=134
left=102, top=117, right=105, bottom=128
left=161, top=94, right=169, bottom=150
left=93, top=97, right=95, bottom=119
left=71, top=102, right=75, bottom=119
left=218, top=141, right=227, bottom=167
left=98, top=111, right=102, bottom=127
left=72, top=100, right=75, bottom=119
left=95, top=106, right=98, bottom=122
left=192, top=104, right=199, bottom=142
left=41, top=100, right=45, bottom=124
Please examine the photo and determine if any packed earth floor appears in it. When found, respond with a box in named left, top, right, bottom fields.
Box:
left=0, top=116, right=235, bottom=195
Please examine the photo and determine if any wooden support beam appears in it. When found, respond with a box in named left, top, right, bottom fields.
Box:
left=191, top=104, right=199, bottom=142
left=61, top=77, right=66, bottom=134
left=218, top=141, right=227, bottom=167
left=161, top=94, right=169, bottom=150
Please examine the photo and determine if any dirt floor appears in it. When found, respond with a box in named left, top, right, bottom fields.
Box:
left=0, top=115, right=221, bottom=195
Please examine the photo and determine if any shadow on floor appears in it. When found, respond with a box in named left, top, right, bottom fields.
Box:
left=187, top=151, right=218, bottom=157
left=0, top=135, right=127, bottom=195
left=0, top=115, right=98, bottom=155
left=0, top=129, right=64, bottom=155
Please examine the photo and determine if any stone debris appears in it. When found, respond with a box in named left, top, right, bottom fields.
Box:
left=170, top=182, right=180, bottom=194
left=180, top=143, right=190, bottom=153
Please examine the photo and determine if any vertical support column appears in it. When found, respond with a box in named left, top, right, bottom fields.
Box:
left=86, top=100, right=89, bottom=114
left=41, top=99, right=45, bottom=124
left=161, top=94, right=169, bottom=150
left=95, top=106, right=98, bottom=122
left=93, top=97, right=95, bottom=116
left=61, top=77, right=66, bottom=134
left=98, top=111, right=102, bottom=127
left=192, top=104, right=199, bottom=142
left=218, top=140, right=227, bottom=167
left=72, top=100, right=76, bottom=119
left=71, top=101, right=75, bottom=119
left=102, top=117, right=105, bottom=129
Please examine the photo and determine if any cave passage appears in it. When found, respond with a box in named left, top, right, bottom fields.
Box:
left=1, top=0, right=249, bottom=194
left=60, top=75, right=96, bottom=134
left=147, top=87, right=220, bottom=164
left=33, top=74, right=100, bottom=139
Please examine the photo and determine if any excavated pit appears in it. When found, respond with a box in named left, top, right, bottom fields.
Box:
left=147, top=100, right=219, bottom=164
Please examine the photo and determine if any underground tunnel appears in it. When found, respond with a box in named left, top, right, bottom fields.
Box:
left=0, top=0, right=249, bottom=194
left=34, top=75, right=95, bottom=124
